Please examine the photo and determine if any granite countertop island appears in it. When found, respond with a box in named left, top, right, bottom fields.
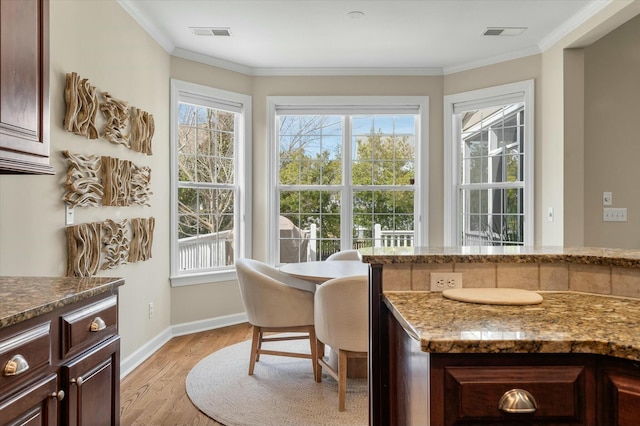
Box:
left=359, top=245, right=640, bottom=267
left=0, top=276, right=124, bottom=329
left=384, top=291, right=640, bottom=361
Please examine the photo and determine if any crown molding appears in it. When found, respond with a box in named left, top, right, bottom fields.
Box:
left=442, top=45, right=541, bottom=75
left=537, top=0, right=612, bottom=52
left=172, top=48, right=255, bottom=75
left=117, top=0, right=174, bottom=53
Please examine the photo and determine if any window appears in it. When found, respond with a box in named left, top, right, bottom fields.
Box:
left=444, top=80, right=534, bottom=246
left=268, top=97, right=428, bottom=264
left=170, top=80, right=251, bottom=286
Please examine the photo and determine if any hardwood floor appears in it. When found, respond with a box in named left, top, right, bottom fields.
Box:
left=120, top=322, right=254, bottom=425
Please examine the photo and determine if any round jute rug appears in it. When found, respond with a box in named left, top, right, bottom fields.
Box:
left=185, top=337, right=368, bottom=426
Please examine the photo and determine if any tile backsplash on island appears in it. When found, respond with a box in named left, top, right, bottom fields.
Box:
left=382, top=262, right=640, bottom=298
left=358, top=246, right=640, bottom=299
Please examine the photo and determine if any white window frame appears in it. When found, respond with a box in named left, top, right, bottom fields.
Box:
left=444, top=80, right=534, bottom=246
left=266, top=96, right=429, bottom=265
left=170, top=79, right=252, bottom=286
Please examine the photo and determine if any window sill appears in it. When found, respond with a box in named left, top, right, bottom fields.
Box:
left=170, top=269, right=237, bottom=287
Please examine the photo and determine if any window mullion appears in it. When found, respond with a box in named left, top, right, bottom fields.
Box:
left=343, top=116, right=353, bottom=251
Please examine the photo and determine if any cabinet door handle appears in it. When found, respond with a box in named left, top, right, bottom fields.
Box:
left=70, top=376, right=84, bottom=386
left=51, top=390, right=65, bottom=401
left=498, top=388, right=537, bottom=414
left=90, top=317, right=106, bottom=331
left=3, top=354, right=29, bottom=376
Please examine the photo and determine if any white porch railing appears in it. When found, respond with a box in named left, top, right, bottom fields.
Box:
left=178, top=230, right=233, bottom=271
left=178, top=225, right=415, bottom=269
left=374, top=224, right=414, bottom=247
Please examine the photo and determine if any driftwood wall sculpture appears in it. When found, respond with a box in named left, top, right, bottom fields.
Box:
left=63, top=153, right=152, bottom=207
left=129, top=217, right=155, bottom=263
left=66, top=217, right=154, bottom=276
left=64, top=72, right=155, bottom=154
left=62, top=151, right=103, bottom=208
left=129, top=107, right=154, bottom=155
left=64, top=72, right=99, bottom=139
left=102, top=156, right=131, bottom=207
left=62, top=72, right=155, bottom=275
left=129, top=163, right=152, bottom=206
left=101, top=219, right=129, bottom=270
left=66, top=222, right=102, bottom=277
left=101, top=92, right=130, bottom=146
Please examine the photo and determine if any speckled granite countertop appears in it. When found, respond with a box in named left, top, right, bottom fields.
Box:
left=0, top=276, right=124, bottom=329
left=384, top=291, right=640, bottom=361
left=360, top=246, right=640, bottom=267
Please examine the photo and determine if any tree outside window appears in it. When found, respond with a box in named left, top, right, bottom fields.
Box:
left=277, top=114, right=416, bottom=262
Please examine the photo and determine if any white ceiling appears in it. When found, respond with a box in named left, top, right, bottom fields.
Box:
left=118, top=0, right=610, bottom=75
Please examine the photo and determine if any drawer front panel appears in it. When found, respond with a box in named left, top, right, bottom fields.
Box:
left=0, top=373, right=58, bottom=425
left=0, top=322, right=51, bottom=391
left=61, top=295, right=117, bottom=359
left=445, top=365, right=587, bottom=424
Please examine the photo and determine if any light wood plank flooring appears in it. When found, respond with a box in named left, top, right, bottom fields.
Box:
left=120, top=322, right=253, bottom=425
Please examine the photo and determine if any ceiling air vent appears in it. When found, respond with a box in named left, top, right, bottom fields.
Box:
left=190, top=27, right=232, bottom=37
left=483, top=27, right=527, bottom=36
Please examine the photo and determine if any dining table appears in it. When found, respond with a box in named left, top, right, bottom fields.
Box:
left=279, top=260, right=370, bottom=283
left=279, top=259, right=370, bottom=378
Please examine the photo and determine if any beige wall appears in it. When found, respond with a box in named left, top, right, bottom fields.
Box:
left=583, top=14, right=640, bottom=248
left=552, top=0, right=640, bottom=246
left=0, top=0, right=171, bottom=360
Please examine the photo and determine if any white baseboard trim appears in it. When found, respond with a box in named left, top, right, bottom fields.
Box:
left=120, top=312, right=248, bottom=379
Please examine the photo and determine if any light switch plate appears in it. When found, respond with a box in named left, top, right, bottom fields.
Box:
left=603, top=207, right=627, bottom=222
left=65, top=204, right=74, bottom=226
left=603, top=192, right=612, bottom=206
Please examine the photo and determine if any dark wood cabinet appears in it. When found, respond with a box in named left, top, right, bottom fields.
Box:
left=599, top=357, right=640, bottom=426
left=0, top=292, right=120, bottom=426
left=431, top=353, right=597, bottom=425
left=0, top=374, right=59, bottom=426
left=0, top=0, right=52, bottom=174
left=384, top=310, right=640, bottom=426
left=62, top=337, right=120, bottom=426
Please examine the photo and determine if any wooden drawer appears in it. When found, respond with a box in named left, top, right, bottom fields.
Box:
left=0, top=322, right=51, bottom=393
left=444, top=364, right=589, bottom=425
left=0, top=373, right=58, bottom=425
left=60, top=296, right=117, bottom=359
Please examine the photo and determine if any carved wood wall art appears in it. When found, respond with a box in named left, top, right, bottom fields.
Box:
left=62, top=150, right=103, bottom=207
left=101, top=219, right=129, bottom=270
left=63, top=152, right=152, bottom=208
left=129, top=217, right=155, bottom=263
left=101, top=156, right=131, bottom=207
left=129, top=163, right=152, bottom=206
left=66, top=222, right=101, bottom=277
left=129, top=107, right=154, bottom=155
left=101, top=92, right=130, bottom=146
left=64, top=72, right=99, bottom=139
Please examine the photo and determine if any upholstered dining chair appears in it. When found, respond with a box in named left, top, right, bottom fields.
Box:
left=326, top=249, right=361, bottom=261
left=235, top=257, right=317, bottom=377
left=314, top=275, right=369, bottom=411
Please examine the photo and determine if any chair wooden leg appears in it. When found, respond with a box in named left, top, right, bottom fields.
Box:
left=308, top=326, right=317, bottom=380
left=315, top=341, right=325, bottom=382
left=248, top=326, right=260, bottom=375
left=338, top=349, right=348, bottom=411
left=255, top=329, right=263, bottom=362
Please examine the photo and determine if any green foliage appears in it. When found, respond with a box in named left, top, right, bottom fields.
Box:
left=278, top=115, right=415, bottom=250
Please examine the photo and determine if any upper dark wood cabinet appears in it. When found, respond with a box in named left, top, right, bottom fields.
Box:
left=0, top=0, right=53, bottom=174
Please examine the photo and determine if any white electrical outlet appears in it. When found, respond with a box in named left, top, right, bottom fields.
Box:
left=148, top=302, right=154, bottom=319
left=430, top=272, right=463, bottom=292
